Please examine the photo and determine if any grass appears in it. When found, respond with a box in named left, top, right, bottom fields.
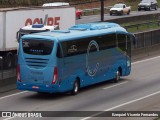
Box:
left=0, top=0, right=160, bottom=11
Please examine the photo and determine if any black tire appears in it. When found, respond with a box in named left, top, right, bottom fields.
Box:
left=138, top=8, right=141, bottom=11
left=114, top=70, right=120, bottom=83
left=120, top=11, right=123, bottom=15
left=127, top=10, right=130, bottom=15
left=148, top=7, right=151, bottom=11
left=71, top=80, right=79, bottom=95
left=155, top=6, right=158, bottom=10
left=110, top=12, right=112, bottom=16
left=79, top=14, right=82, bottom=19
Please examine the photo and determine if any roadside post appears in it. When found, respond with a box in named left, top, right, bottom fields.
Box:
left=0, top=56, right=3, bottom=79
left=101, top=0, right=104, bottom=21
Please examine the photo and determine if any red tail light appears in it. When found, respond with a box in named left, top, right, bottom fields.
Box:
left=52, top=67, right=58, bottom=84
left=17, top=64, right=21, bottom=82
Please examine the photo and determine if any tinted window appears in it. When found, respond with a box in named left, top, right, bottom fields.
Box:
left=98, top=34, right=117, bottom=50
left=113, top=4, right=123, bottom=8
left=117, top=34, right=126, bottom=52
left=22, top=39, right=54, bottom=55
left=61, top=37, right=96, bottom=57
left=57, top=44, right=63, bottom=58
left=61, top=33, right=117, bottom=57
left=141, top=0, right=150, bottom=3
left=127, top=35, right=131, bottom=57
left=141, top=0, right=157, bottom=3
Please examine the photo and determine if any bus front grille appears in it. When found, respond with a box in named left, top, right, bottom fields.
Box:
left=25, top=58, right=49, bottom=68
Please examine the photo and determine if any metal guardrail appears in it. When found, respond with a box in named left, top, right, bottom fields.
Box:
left=83, top=6, right=112, bottom=15
left=124, top=20, right=160, bottom=30
left=134, top=29, right=160, bottom=49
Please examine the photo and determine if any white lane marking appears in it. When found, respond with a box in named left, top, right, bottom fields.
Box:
left=0, top=91, right=28, bottom=100
left=132, top=55, right=160, bottom=65
left=0, top=55, right=160, bottom=101
left=2, top=117, right=14, bottom=120
left=81, top=90, right=160, bottom=120
left=103, top=81, right=128, bottom=90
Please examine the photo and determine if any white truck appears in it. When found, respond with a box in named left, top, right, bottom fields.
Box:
left=110, top=3, right=131, bottom=15
left=0, top=6, right=75, bottom=69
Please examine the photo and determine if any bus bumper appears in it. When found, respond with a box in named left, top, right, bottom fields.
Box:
left=16, top=82, right=60, bottom=93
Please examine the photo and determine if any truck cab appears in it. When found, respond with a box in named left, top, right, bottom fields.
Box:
left=17, top=24, right=59, bottom=43
left=110, top=3, right=131, bottom=15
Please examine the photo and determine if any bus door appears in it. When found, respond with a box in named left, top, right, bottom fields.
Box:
left=126, top=35, right=132, bottom=74
left=126, top=33, right=136, bottom=73
left=60, top=40, right=82, bottom=88
left=117, top=34, right=129, bottom=74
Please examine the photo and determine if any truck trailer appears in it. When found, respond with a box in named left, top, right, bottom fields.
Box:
left=0, top=6, right=75, bottom=69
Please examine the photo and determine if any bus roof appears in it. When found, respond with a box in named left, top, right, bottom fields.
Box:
left=22, top=22, right=128, bottom=42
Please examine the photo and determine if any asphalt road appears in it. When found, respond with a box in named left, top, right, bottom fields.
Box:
left=0, top=55, right=160, bottom=120
left=76, top=8, right=160, bottom=24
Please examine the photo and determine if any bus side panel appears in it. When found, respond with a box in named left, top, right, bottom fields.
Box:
left=59, top=54, right=88, bottom=91
left=58, top=48, right=129, bottom=91
left=90, top=47, right=129, bottom=85
left=87, top=49, right=115, bottom=84
left=89, top=48, right=124, bottom=85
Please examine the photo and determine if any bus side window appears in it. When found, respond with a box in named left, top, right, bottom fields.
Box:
left=98, top=34, right=116, bottom=50
left=61, top=40, right=78, bottom=57
left=126, top=35, right=131, bottom=57
left=57, top=43, right=63, bottom=58
left=61, top=42, right=68, bottom=57
left=61, top=37, right=97, bottom=57
left=117, top=34, right=126, bottom=52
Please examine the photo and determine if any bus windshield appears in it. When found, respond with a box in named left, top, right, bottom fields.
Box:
left=22, top=39, right=54, bottom=55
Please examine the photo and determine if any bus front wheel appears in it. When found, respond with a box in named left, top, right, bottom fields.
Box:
left=71, top=80, right=79, bottom=95
left=114, top=70, right=120, bottom=83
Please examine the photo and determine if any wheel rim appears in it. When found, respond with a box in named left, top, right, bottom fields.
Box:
left=74, top=82, right=78, bottom=93
left=116, top=71, right=120, bottom=81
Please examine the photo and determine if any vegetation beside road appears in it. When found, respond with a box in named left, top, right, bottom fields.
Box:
left=0, top=0, right=160, bottom=11
left=0, top=0, right=148, bottom=11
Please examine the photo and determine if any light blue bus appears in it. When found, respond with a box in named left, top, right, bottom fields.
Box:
left=17, top=22, right=135, bottom=95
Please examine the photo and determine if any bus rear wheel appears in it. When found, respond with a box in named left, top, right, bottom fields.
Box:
left=71, top=80, right=79, bottom=95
